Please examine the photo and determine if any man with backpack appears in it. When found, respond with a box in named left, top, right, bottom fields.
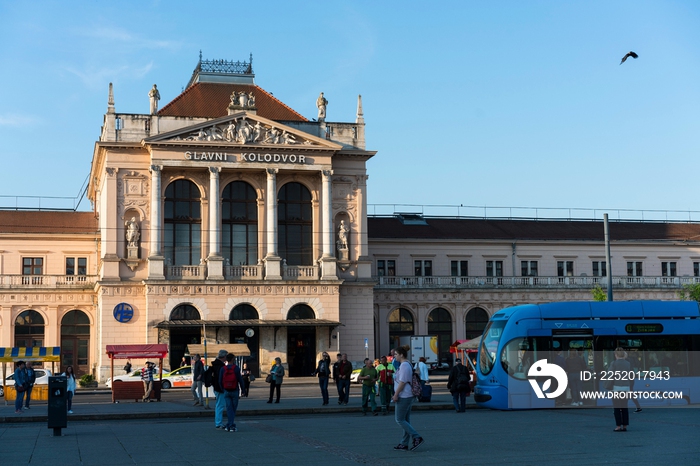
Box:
left=206, top=350, right=228, bottom=429
left=219, top=353, right=243, bottom=432
left=376, top=355, right=394, bottom=415
left=447, top=358, right=471, bottom=413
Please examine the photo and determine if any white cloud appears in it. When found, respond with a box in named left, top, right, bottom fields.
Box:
left=0, top=114, right=39, bottom=127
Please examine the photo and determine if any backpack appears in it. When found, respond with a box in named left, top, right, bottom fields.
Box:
left=410, top=372, right=422, bottom=397
left=456, top=366, right=471, bottom=392
left=221, top=364, right=238, bottom=391
left=379, top=366, right=394, bottom=385
left=203, top=366, right=214, bottom=388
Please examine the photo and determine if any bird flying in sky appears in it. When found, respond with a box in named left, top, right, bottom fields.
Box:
left=620, top=51, right=638, bottom=65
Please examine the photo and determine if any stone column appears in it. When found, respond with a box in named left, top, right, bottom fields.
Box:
left=207, top=167, right=224, bottom=279
left=264, top=168, right=282, bottom=280
left=355, top=174, right=372, bottom=280
left=321, top=170, right=334, bottom=257
left=148, top=165, right=165, bottom=279
left=320, top=170, right=337, bottom=280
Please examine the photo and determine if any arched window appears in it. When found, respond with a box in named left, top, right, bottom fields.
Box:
left=428, top=308, right=452, bottom=363
left=222, top=181, right=258, bottom=266
left=15, top=310, right=45, bottom=348
left=170, top=304, right=201, bottom=321
left=388, top=308, right=414, bottom=349
left=229, top=304, right=259, bottom=320
left=278, top=182, right=312, bottom=266
left=61, top=310, right=90, bottom=372
left=287, top=304, right=315, bottom=320
left=465, top=307, right=490, bottom=340
left=164, top=179, right=201, bottom=266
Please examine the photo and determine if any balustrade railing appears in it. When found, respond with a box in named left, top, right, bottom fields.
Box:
left=283, top=265, right=319, bottom=280
left=224, top=265, right=262, bottom=280
left=375, top=275, right=700, bottom=289
left=165, top=265, right=206, bottom=279
left=0, top=275, right=97, bottom=288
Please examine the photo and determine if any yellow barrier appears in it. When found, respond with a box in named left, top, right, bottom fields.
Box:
left=3, top=385, right=48, bottom=402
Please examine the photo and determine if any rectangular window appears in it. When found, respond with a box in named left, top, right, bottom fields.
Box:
left=592, top=261, right=607, bottom=277
left=694, top=262, right=700, bottom=277
left=377, top=260, right=396, bottom=277
left=627, top=261, right=643, bottom=277
left=414, top=260, right=432, bottom=277
left=520, top=261, right=538, bottom=277
left=557, top=261, right=574, bottom=277
left=661, top=262, right=677, bottom=277
left=22, top=257, right=43, bottom=285
left=451, top=260, right=468, bottom=277
left=486, top=261, right=503, bottom=277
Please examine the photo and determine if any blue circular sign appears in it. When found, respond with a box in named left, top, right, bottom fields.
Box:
left=113, top=303, right=134, bottom=323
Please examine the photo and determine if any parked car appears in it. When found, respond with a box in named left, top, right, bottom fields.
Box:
left=429, top=362, right=450, bottom=372
left=159, top=365, right=193, bottom=389
left=2, top=368, right=53, bottom=397
left=106, top=367, right=163, bottom=388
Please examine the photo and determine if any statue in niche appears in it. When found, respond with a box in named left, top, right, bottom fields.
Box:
left=125, top=217, right=140, bottom=248
left=148, top=84, right=160, bottom=115
left=337, top=220, right=348, bottom=250
left=316, top=92, right=328, bottom=121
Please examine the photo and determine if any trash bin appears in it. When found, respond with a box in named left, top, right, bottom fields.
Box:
left=48, top=376, right=67, bottom=436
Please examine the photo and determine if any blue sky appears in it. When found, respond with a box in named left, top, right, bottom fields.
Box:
left=1, top=1, right=699, bottom=218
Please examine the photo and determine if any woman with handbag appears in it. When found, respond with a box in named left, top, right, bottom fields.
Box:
left=13, top=360, right=28, bottom=414
left=610, top=348, right=632, bottom=432
left=267, top=357, right=284, bottom=403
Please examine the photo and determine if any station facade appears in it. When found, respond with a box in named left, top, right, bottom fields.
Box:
left=2, top=56, right=700, bottom=379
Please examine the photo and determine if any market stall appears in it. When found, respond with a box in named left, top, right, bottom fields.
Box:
left=1, top=346, right=61, bottom=403
left=106, top=344, right=168, bottom=403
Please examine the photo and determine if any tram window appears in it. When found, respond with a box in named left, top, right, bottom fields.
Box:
left=479, top=320, right=506, bottom=376
left=500, top=337, right=549, bottom=380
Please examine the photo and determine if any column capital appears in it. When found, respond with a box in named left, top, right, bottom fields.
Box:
left=106, top=167, right=118, bottom=177
left=209, top=166, right=221, bottom=176
left=322, top=169, right=334, bottom=178
left=149, top=165, right=163, bottom=174
left=266, top=168, right=279, bottom=177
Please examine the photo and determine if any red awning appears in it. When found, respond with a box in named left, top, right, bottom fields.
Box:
left=106, top=344, right=168, bottom=359
left=449, top=340, right=468, bottom=353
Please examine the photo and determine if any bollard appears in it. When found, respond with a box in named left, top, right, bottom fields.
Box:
left=48, top=376, right=67, bottom=436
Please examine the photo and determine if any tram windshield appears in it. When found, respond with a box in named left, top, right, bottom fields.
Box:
left=479, top=320, right=505, bottom=375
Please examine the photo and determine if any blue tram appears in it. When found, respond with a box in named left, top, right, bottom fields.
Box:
left=473, top=301, right=700, bottom=410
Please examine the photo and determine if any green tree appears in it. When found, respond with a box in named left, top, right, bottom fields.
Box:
left=678, top=283, right=700, bottom=302
left=590, top=284, right=607, bottom=302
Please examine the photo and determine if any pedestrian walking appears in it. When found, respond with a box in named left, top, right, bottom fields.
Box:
left=312, top=352, right=332, bottom=405
left=414, top=357, right=429, bottom=388
left=610, top=347, right=632, bottom=432
left=337, top=353, right=352, bottom=405
left=209, top=350, right=227, bottom=429
left=191, top=353, right=204, bottom=406
left=24, top=363, right=36, bottom=409
left=267, top=357, right=284, bottom=403
left=332, top=353, right=342, bottom=403
left=359, top=358, right=379, bottom=415
left=13, top=361, right=27, bottom=414
left=392, top=346, right=424, bottom=452
left=376, top=355, right=394, bottom=415
left=62, top=365, right=77, bottom=413
left=219, top=353, right=243, bottom=432
left=447, top=358, right=471, bottom=412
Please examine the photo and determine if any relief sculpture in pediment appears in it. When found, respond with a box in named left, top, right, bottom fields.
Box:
left=172, top=117, right=314, bottom=146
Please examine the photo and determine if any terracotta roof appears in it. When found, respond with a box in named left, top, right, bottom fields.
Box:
left=158, top=83, right=308, bottom=121
left=0, top=211, right=98, bottom=234
left=367, top=217, right=700, bottom=242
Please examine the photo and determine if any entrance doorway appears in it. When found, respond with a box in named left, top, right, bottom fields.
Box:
left=60, top=310, right=90, bottom=376
left=169, top=304, right=201, bottom=369
left=287, top=327, right=316, bottom=377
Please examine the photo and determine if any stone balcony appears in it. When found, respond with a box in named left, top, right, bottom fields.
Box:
left=0, top=275, right=97, bottom=289
left=375, top=275, right=700, bottom=289
left=163, top=263, right=320, bottom=281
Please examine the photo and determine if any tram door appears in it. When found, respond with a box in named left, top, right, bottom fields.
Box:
left=553, top=332, right=595, bottom=406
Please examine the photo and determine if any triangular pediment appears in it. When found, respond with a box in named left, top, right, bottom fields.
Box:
left=144, top=112, right=341, bottom=150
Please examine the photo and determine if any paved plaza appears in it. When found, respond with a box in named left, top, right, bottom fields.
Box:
left=2, top=380, right=699, bottom=465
